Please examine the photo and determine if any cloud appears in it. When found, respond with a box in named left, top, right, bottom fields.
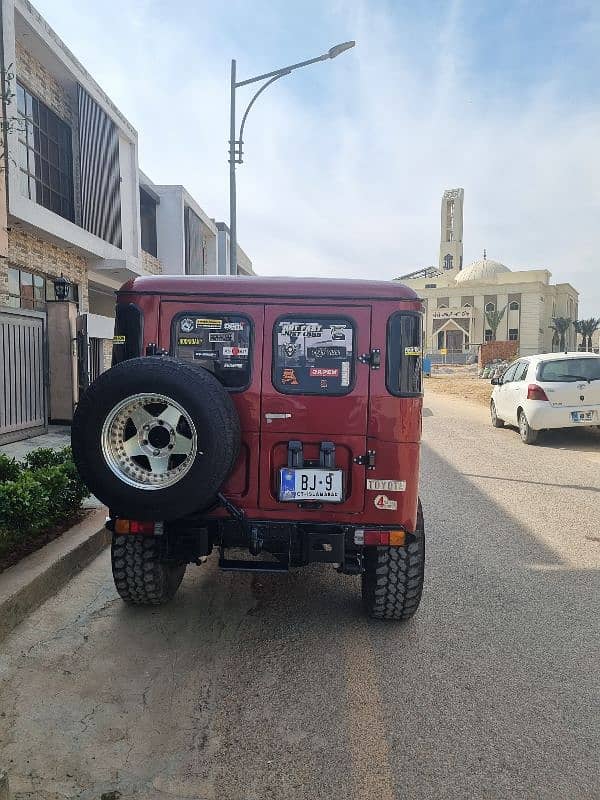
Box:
left=35, top=0, right=600, bottom=315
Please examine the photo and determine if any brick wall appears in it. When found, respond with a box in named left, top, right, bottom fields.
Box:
left=16, top=41, right=72, bottom=121
left=3, top=229, right=88, bottom=311
left=479, top=340, right=519, bottom=366
left=141, top=250, right=162, bottom=275
left=102, top=337, right=113, bottom=372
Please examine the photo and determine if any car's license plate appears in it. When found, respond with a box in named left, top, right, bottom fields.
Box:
left=279, top=468, right=344, bottom=502
left=571, top=410, right=597, bottom=423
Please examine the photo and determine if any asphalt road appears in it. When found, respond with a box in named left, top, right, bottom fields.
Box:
left=1, top=390, right=599, bottom=800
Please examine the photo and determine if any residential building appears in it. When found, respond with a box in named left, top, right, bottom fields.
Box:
left=0, top=0, right=252, bottom=443
left=398, top=190, right=579, bottom=359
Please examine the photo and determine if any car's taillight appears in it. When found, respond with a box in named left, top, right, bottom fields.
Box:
left=354, top=529, right=406, bottom=546
left=527, top=384, right=549, bottom=401
left=114, top=519, right=163, bottom=535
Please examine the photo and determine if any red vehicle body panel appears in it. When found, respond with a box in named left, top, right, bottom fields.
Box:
left=117, top=276, right=423, bottom=532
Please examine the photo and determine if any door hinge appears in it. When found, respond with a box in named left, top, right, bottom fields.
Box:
left=357, top=348, right=381, bottom=369
left=354, top=450, right=376, bottom=469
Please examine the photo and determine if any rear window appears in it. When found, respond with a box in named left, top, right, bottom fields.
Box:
left=273, top=316, right=354, bottom=395
left=386, top=312, right=423, bottom=396
left=538, top=357, right=600, bottom=382
left=172, top=313, right=252, bottom=390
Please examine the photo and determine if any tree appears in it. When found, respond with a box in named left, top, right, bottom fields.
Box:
left=484, top=305, right=507, bottom=342
left=574, top=318, right=600, bottom=352
left=549, top=317, right=572, bottom=352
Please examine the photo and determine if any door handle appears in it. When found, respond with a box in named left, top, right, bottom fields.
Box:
left=264, top=412, right=292, bottom=423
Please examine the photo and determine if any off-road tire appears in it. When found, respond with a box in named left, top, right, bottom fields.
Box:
left=518, top=409, right=539, bottom=445
left=361, top=500, right=425, bottom=621
left=72, top=357, right=240, bottom=520
left=490, top=400, right=504, bottom=428
left=111, top=534, right=186, bottom=605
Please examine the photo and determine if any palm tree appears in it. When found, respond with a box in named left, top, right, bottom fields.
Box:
left=574, top=318, right=600, bottom=352
left=549, top=317, right=572, bottom=352
left=484, top=305, right=507, bottom=342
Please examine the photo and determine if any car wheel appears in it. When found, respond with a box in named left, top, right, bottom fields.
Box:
left=490, top=400, right=504, bottom=428
left=361, top=499, right=425, bottom=621
left=72, top=357, right=241, bottom=520
left=518, top=410, right=539, bottom=445
left=111, top=534, right=186, bottom=605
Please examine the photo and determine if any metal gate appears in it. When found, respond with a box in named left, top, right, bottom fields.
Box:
left=0, top=307, right=47, bottom=444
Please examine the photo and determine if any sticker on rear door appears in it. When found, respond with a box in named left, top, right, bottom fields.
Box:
left=374, top=494, right=398, bottom=511
left=367, top=479, right=406, bottom=492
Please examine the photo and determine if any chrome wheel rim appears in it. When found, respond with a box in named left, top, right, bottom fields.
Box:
left=101, top=393, right=198, bottom=490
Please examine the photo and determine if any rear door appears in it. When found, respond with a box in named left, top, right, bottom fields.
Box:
left=160, top=301, right=264, bottom=504
left=259, top=305, right=371, bottom=513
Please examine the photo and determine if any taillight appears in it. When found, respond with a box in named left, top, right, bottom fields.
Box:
left=114, top=519, right=163, bottom=535
left=354, top=529, right=406, bottom=546
left=527, top=384, right=549, bottom=401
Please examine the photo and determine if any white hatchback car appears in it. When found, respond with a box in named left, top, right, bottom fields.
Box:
left=490, top=352, right=600, bottom=444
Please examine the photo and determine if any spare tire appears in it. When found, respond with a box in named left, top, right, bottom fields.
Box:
left=72, top=357, right=240, bottom=520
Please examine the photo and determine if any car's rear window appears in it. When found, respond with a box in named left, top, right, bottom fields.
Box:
left=273, top=316, right=354, bottom=395
left=386, top=312, right=422, bottom=397
left=538, top=357, right=600, bottom=382
left=172, top=313, right=252, bottom=390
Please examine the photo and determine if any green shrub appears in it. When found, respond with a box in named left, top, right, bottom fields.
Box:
left=0, top=446, right=89, bottom=549
left=0, top=453, right=21, bottom=483
left=23, top=446, right=71, bottom=470
left=0, top=471, right=53, bottom=533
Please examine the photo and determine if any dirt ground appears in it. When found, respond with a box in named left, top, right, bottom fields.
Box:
left=424, top=374, right=492, bottom=406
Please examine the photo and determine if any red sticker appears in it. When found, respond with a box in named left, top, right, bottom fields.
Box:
left=309, top=367, right=339, bottom=378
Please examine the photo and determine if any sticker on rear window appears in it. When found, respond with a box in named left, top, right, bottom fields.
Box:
left=274, top=317, right=354, bottom=395
left=178, top=336, right=203, bottom=346
left=209, top=332, right=233, bottom=343
left=404, top=346, right=421, bottom=356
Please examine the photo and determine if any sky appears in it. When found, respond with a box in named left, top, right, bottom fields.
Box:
left=35, top=0, right=600, bottom=316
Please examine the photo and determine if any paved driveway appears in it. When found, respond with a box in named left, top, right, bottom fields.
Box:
left=1, top=390, right=598, bottom=799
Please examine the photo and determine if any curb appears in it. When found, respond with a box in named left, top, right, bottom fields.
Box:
left=0, top=508, right=109, bottom=643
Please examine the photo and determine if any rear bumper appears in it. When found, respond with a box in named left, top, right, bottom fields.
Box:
left=107, top=516, right=417, bottom=572
left=526, top=400, right=600, bottom=430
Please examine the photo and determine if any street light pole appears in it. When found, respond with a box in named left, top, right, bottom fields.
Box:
left=228, top=41, right=355, bottom=275
left=229, top=59, right=237, bottom=276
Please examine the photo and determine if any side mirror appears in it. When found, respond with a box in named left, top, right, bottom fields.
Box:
left=491, top=377, right=499, bottom=385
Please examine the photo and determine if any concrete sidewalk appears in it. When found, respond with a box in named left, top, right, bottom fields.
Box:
left=0, top=425, right=71, bottom=460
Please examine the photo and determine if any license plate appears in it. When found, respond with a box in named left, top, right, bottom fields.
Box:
left=571, top=410, right=597, bottom=423
left=279, top=468, right=344, bottom=502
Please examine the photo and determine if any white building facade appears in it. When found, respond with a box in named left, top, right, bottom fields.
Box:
left=398, top=188, right=579, bottom=359
left=0, top=0, right=252, bottom=441
left=401, top=256, right=579, bottom=357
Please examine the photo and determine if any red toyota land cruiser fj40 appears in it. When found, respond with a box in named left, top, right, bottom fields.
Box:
left=72, top=276, right=425, bottom=620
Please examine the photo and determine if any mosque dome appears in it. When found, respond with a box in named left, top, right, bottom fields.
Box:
left=455, top=252, right=511, bottom=283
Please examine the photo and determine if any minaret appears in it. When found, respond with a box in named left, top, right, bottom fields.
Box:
left=439, top=188, right=464, bottom=271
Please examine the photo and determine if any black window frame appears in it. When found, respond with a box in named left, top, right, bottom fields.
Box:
left=140, top=187, right=158, bottom=257
left=171, top=311, right=253, bottom=393
left=508, top=328, right=519, bottom=341
left=386, top=311, right=423, bottom=398
left=272, top=314, right=356, bottom=397
left=513, top=361, right=529, bottom=382
left=500, top=362, right=519, bottom=384
left=16, top=81, right=75, bottom=223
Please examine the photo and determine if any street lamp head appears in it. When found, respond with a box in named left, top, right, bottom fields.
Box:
left=328, top=41, right=355, bottom=59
